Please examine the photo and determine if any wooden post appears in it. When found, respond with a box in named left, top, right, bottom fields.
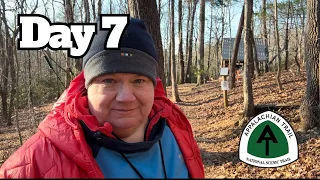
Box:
left=223, top=76, right=228, bottom=107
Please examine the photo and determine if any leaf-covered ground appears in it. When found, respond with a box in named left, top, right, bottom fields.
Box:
left=166, top=70, right=319, bottom=178
left=0, top=70, right=319, bottom=178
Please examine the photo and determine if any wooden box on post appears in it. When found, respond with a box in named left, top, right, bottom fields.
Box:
left=219, top=67, right=229, bottom=107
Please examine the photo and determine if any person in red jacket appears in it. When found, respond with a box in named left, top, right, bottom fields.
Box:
left=0, top=17, right=204, bottom=178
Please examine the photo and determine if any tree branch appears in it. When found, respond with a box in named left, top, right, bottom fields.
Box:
left=268, top=47, right=286, bottom=65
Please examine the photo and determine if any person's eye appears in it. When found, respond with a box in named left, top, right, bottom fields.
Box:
left=134, top=79, right=145, bottom=84
left=102, top=79, right=116, bottom=84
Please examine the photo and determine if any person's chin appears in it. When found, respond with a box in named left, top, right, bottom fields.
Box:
left=112, top=118, right=141, bottom=129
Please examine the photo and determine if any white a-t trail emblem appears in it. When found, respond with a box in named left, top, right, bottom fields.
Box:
left=239, top=111, right=298, bottom=168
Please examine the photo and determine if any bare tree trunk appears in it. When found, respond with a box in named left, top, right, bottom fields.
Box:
left=251, top=31, right=260, bottom=77
left=262, top=0, right=269, bottom=72
left=79, top=0, right=83, bottom=22
left=158, top=0, right=161, bottom=19
left=98, top=0, right=102, bottom=15
left=7, top=39, right=16, bottom=127
left=12, top=32, right=23, bottom=132
left=15, top=107, right=23, bottom=145
left=299, top=0, right=320, bottom=132
left=128, top=0, right=167, bottom=94
left=167, top=26, right=171, bottom=86
left=178, top=0, right=184, bottom=84
left=284, top=0, right=291, bottom=71
left=51, top=0, right=56, bottom=22
left=299, top=0, right=306, bottom=64
left=274, top=0, right=283, bottom=91
left=109, top=0, right=112, bottom=14
left=194, top=31, right=198, bottom=72
left=84, top=0, right=90, bottom=22
left=229, top=5, right=244, bottom=89
left=220, top=5, right=225, bottom=69
left=165, top=1, right=171, bottom=86
left=207, top=3, right=214, bottom=78
left=250, top=11, right=259, bottom=78
left=240, top=0, right=255, bottom=128
left=37, top=50, right=41, bottom=77
left=0, top=20, right=9, bottom=125
left=166, top=4, right=171, bottom=87
left=228, top=1, right=232, bottom=67
left=91, top=0, right=96, bottom=18
left=196, top=0, right=205, bottom=85
left=170, top=0, right=181, bottom=102
left=268, top=16, right=273, bottom=72
left=293, top=11, right=301, bottom=75
left=215, top=41, right=220, bottom=79
left=64, top=0, right=73, bottom=87
left=1, top=0, right=17, bottom=126
left=249, top=39, right=255, bottom=78
left=74, top=0, right=91, bottom=73
left=28, top=50, right=36, bottom=128
left=185, top=1, right=191, bottom=66
left=13, top=38, right=20, bottom=115
left=213, top=5, right=224, bottom=79
left=185, top=0, right=198, bottom=83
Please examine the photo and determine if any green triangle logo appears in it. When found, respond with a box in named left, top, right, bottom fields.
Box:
left=248, top=121, right=288, bottom=158
left=239, top=111, right=298, bottom=168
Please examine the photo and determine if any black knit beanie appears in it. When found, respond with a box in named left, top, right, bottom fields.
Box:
left=83, top=17, right=158, bottom=88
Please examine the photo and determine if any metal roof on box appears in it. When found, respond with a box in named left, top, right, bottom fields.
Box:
left=222, top=38, right=267, bottom=61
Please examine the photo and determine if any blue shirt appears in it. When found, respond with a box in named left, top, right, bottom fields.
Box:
left=95, top=125, right=189, bottom=178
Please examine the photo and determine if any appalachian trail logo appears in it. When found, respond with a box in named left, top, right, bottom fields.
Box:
left=239, top=111, right=298, bottom=168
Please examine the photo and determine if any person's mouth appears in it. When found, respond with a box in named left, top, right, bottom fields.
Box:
left=112, top=108, right=136, bottom=112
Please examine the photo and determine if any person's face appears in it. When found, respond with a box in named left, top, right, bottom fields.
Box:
left=87, top=73, right=155, bottom=138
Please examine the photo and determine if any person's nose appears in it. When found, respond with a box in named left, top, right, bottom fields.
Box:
left=116, top=83, right=136, bottom=102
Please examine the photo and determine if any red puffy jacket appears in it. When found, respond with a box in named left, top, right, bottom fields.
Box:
left=0, top=72, right=204, bottom=178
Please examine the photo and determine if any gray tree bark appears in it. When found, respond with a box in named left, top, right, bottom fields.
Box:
left=178, top=0, right=184, bottom=84
left=128, top=0, right=167, bottom=94
left=185, top=0, right=198, bottom=83
left=274, top=0, right=283, bottom=90
left=197, top=0, right=205, bottom=85
left=98, top=0, right=102, bottom=15
left=240, top=0, right=255, bottom=128
left=64, top=0, right=73, bottom=87
left=170, top=0, right=181, bottom=102
left=229, top=5, right=244, bottom=89
left=284, top=0, right=291, bottom=71
left=262, top=0, right=269, bottom=72
left=299, top=0, right=320, bottom=132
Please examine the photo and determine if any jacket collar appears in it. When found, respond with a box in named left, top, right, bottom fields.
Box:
left=80, top=117, right=166, bottom=154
